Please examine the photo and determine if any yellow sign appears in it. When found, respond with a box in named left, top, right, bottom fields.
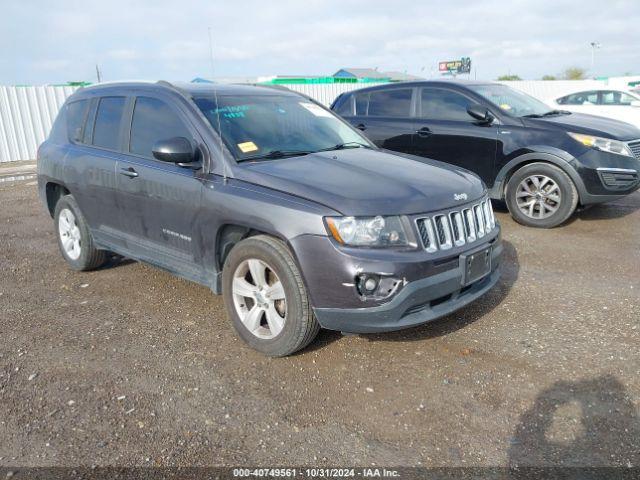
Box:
left=237, top=141, right=258, bottom=153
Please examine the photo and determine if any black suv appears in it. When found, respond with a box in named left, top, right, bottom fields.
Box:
left=38, top=81, right=502, bottom=356
left=332, top=81, right=640, bottom=228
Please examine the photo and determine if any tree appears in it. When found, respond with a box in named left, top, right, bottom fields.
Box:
left=497, top=74, right=522, bottom=81
left=541, top=75, right=556, bottom=80
left=563, top=67, right=587, bottom=80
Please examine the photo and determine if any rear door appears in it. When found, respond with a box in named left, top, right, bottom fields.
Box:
left=344, top=87, right=417, bottom=153
left=64, top=96, right=128, bottom=248
left=116, top=93, right=205, bottom=278
left=412, top=86, right=498, bottom=185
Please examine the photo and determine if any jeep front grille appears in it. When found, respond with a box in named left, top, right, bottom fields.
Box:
left=628, top=139, right=640, bottom=160
left=415, top=198, right=496, bottom=252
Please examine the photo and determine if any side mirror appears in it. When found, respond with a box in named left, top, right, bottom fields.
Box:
left=467, top=104, right=494, bottom=124
left=152, top=137, right=196, bottom=164
left=630, top=100, right=640, bottom=108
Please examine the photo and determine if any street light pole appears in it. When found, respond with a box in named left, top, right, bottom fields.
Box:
left=590, top=42, right=601, bottom=75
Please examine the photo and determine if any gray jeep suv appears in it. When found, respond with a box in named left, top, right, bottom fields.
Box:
left=38, top=81, right=502, bottom=356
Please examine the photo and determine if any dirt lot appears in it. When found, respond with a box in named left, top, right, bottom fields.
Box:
left=0, top=171, right=639, bottom=469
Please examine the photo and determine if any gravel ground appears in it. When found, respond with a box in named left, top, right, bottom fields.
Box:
left=0, top=173, right=638, bottom=469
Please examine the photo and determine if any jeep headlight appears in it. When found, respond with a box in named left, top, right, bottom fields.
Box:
left=568, top=132, right=633, bottom=157
left=325, top=216, right=409, bottom=247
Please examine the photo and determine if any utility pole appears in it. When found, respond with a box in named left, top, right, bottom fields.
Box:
left=95, top=64, right=102, bottom=83
left=207, top=27, right=215, bottom=80
left=590, top=42, right=601, bottom=75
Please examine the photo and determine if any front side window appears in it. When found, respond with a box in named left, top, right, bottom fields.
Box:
left=334, top=96, right=353, bottom=116
left=600, top=91, right=635, bottom=105
left=129, top=97, right=191, bottom=158
left=92, top=97, right=126, bottom=150
left=468, top=84, right=551, bottom=117
left=66, top=100, right=88, bottom=143
left=558, top=91, right=599, bottom=105
left=368, top=89, right=412, bottom=117
left=421, top=88, right=472, bottom=121
left=194, top=94, right=371, bottom=161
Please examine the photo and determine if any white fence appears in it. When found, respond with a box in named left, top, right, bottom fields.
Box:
left=0, top=86, right=78, bottom=163
left=278, top=82, right=388, bottom=106
left=497, top=80, right=606, bottom=102
left=0, top=78, right=633, bottom=163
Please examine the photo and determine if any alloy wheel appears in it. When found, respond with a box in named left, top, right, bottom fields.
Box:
left=58, top=208, right=82, bottom=260
left=515, top=175, right=561, bottom=220
left=231, top=259, right=287, bottom=339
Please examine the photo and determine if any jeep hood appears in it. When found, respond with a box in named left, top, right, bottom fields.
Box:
left=233, top=148, right=485, bottom=216
left=522, top=112, right=640, bottom=141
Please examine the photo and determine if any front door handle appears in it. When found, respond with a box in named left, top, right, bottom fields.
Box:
left=416, top=127, right=432, bottom=137
left=355, top=123, right=367, bottom=131
left=120, top=167, right=139, bottom=178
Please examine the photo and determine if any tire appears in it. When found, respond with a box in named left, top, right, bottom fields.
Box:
left=505, top=162, right=578, bottom=228
left=222, top=235, right=320, bottom=357
left=53, top=194, right=108, bottom=271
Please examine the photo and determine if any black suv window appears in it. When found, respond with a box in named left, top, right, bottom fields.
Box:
left=92, top=97, right=126, bottom=150
left=557, top=91, right=598, bottom=105
left=368, top=89, right=412, bottom=117
left=334, top=96, right=353, bottom=116
left=354, top=92, right=369, bottom=115
left=66, top=100, right=88, bottom=143
left=129, top=97, right=191, bottom=158
left=421, top=88, right=472, bottom=121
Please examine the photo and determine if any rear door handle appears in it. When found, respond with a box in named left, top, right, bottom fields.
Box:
left=355, top=123, right=367, bottom=131
left=120, top=167, right=139, bottom=178
left=416, top=127, right=432, bottom=137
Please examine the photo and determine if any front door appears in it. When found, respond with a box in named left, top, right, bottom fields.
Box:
left=116, top=94, right=204, bottom=279
left=598, top=90, right=640, bottom=126
left=412, top=86, right=498, bottom=186
left=558, top=90, right=600, bottom=116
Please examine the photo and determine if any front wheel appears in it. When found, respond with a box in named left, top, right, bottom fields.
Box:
left=222, top=235, right=320, bottom=357
left=505, top=162, right=578, bottom=228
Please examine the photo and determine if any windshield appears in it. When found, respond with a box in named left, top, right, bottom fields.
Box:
left=194, top=94, right=372, bottom=161
left=467, top=84, right=552, bottom=117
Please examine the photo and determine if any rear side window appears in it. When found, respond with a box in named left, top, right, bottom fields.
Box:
left=557, top=91, right=598, bottom=105
left=129, top=97, right=192, bottom=158
left=421, top=88, right=472, bottom=121
left=92, top=96, right=126, bottom=150
left=66, top=100, right=88, bottom=143
left=368, top=89, right=412, bottom=117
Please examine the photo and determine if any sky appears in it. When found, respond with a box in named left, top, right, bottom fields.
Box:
left=2, top=0, right=639, bottom=85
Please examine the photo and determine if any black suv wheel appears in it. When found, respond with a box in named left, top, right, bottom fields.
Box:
left=505, top=162, right=578, bottom=228
left=222, top=235, right=320, bottom=357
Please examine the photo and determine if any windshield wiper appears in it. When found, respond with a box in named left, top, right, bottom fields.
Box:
left=314, top=141, right=372, bottom=153
left=541, top=109, right=571, bottom=117
left=523, top=109, right=571, bottom=118
left=238, top=149, right=312, bottom=162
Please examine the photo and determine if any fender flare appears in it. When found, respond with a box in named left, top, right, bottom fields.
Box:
left=489, top=150, right=587, bottom=202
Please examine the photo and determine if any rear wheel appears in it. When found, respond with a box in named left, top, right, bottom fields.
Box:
left=505, top=162, right=578, bottom=228
left=54, top=195, right=107, bottom=270
left=222, top=235, right=320, bottom=357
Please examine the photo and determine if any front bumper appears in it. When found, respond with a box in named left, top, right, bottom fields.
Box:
left=290, top=229, right=502, bottom=334
left=575, top=149, right=640, bottom=204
